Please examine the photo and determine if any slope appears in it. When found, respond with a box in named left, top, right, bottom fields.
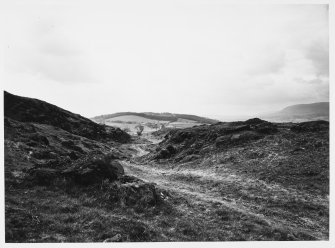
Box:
left=4, top=91, right=130, bottom=142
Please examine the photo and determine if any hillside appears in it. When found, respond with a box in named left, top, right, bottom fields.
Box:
left=145, top=118, right=329, bottom=193
left=131, top=118, right=329, bottom=240
left=262, top=102, right=329, bottom=122
left=4, top=92, right=329, bottom=242
left=4, top=92, right=169, bottom=242
left=4, top=91, right=130, bottom=142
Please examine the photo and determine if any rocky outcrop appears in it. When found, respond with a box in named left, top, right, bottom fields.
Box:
left=62, top=154, right=125, bottom=185
left=106, top=181, right=161, bottom=207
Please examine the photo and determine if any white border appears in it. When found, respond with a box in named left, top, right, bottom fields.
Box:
left=0, top=0, right=333, bottom=248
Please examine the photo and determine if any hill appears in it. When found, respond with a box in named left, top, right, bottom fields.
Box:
left=4, top=92, right=329, bottom=242
left=4, top=91, right=130, bottom=142
left=146, top=118, right=329, bottom=193
left=4, top=92, right=170, bottom=242
left=262, top=102, right=329, bottom=122
left=91, top=112, right=218, bottom=125
left=131, top=118, right=329, bottom=240
left=91, top=112, right=219, bottom=135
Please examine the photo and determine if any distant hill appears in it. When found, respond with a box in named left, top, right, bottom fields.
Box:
left=91, top=112, right=219, bottom=125
left=4, top=91, right=130, bottom=142
left=262, top=102, right=329, bottom=122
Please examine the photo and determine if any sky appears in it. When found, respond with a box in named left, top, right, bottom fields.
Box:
left=1, top=0, right=329, bottom=120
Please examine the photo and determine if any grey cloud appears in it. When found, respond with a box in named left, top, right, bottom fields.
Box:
left=39, top=42, right=81, bottom=57
left=305, top=41, right=329, bottom=76
left=25, top=42, right=96, bottom=84
left=295, top=77, right=325, bottom=85
left=30, top=53, right=95, bottom=83
left=17, top=18, right=98, bottom=84
left=247, top=50, right=286, bottom=75
left=294, top=77, right=329, bottom=100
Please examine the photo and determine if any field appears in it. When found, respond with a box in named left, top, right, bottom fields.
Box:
left=99, top=115, right=206, bottom=135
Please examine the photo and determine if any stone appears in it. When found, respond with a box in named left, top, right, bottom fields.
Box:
left=103, top=234, right=122, bottom=242
left=62, top=154, right=125, bottom=185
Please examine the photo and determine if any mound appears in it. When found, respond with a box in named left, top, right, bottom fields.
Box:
left=146, top=118, right=329, bottom=194
left=150, top=118, right=278, bottom=161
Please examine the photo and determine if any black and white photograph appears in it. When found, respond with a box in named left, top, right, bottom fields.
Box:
left=0, top=0, right=333, bottom=246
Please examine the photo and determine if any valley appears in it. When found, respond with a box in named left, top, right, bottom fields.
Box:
left=4, top=91, right=329, bottom=242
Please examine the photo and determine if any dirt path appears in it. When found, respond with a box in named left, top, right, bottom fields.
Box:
left=119, top=134, right=328, bottom=240
left=128, top=144, right=149, bottom=157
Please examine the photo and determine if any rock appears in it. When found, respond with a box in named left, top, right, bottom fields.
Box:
left=108, top=182, right=160, bottom=207
left=129, top=224, right=148, bottom=240
left=30, top=134, right=49, bottom=146
left=103, top=234, right=122, bottom=242
left=155, top=149, right=171, bottom=159
left=230, top=131, right=261, bottom=144
left=166, top=145, right=177, bottom=154
left=29, top=168, right=60, bottom=185
left=215, top=135, right=230, bottom=147
left=119, top=175, right=143, bottom=184
left=215, top=131, right=261, bottom=147
left=170, top=131, right=193, bottom=143
left=230, top=134, right=241, bottom=140
left=61, top=140, right=85, bottom=154
left=180, top=154, right=201, bottom=163
left=62, top=154, right=125, bottom=185
left=31, top=150, right=57, bottom=159
left=68, top=151, right=79, bottom=160
left=40, top=233, right=66, bottom=242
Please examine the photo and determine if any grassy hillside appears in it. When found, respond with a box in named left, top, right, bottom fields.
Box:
left=105, top=115, right=167, bottom=123
left=132, top=118, right=329, bottom=240
left=4, top=91, right=130, bottom=142
left=4, top=92, right=169, bottom=242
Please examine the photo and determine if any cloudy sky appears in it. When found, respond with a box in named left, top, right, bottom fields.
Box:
left=2, top=0, right=329, bottom=119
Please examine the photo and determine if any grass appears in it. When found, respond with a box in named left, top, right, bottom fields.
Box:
left=121, top=125, right=329, bottom=241
left=5, top=119, right=329, bottom=242
left=7, top=165, right=324, bottom=242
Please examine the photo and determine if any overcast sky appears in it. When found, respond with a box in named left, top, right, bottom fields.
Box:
left=2, top=0, right=329, bottom=119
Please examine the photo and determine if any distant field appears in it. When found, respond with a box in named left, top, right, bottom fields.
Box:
left=99, top=114, right=207, bottom=134
left=91, top=112, right=219, bottom=125
left=104, top=122, right=156, bottom=134
left=167, top=122, right=203, bottom=129
left=176, top=118, right=197, bottom=123
left=106, top=115, right=169, bottom=124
